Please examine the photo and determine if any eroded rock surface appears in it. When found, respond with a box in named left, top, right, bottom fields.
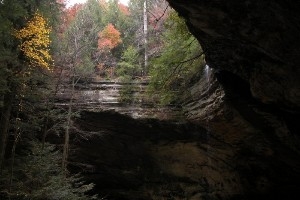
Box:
left=168, top=0, right=300, bottom=109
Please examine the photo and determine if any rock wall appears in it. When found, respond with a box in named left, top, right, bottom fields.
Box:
left=69, top=111, right=239, bottom=200
left=55, top=79, right=182, bottom=120
left=168, top=0, right=300, bottom=110
left=165, top=0, right=300, bottom=199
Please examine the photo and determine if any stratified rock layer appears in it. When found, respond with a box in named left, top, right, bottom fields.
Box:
left=55, top=79, right=182, bottom=120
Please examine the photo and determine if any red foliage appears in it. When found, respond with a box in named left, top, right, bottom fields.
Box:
left=98, top=23, right=122, bottom=51
left=118, top=3, right=130, bottom=15
left=59, top=3, right=83, bottom=33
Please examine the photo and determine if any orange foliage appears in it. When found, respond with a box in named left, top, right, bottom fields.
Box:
left=118, top=3, right=129, bottom=15
left=98, top=23, right=122, bottom=51
left=60, top=3, right=83, bottom=33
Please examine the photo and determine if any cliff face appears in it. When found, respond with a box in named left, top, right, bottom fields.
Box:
left=166, top=0, right=300, bottom=198
left=61, top=1, right=300, bottom=199
left=168, top=0, right=300, bottom=109
left=55, top=79, right=182, bottom=120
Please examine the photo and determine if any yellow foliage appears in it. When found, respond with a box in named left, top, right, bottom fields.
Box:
left=14, top=12, right=52, bottom=70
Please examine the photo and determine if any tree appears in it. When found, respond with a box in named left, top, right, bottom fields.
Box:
left=0, top=0, right=58, bottom=171
left=14, top=12, right=52, bottom=69
left=0, top=141, right=96, bottom=199
left=117, top=45, right=141, bottom=78
left=0, top=1, right=98, bottom=198
left=60, top=3, right=84, bottom=33
left=143, top=0, right=148, bottom=74
left=98, top=23, right=122, bottom=51
left=148, top=10, right=205, bottom=104
left=125, top=0, right=169, bottom=77
left=54, top=0, right=102, bottom=172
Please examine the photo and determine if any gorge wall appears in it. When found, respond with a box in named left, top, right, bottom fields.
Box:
left=55, top=79, right=182, bottom=120
left=60, top=1, right=300, bottom=199
left=166, top=0, right=300, bottom=199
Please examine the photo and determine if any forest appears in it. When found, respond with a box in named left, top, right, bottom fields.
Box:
left=2, top=0, right=300, bottom=199
left=0, top=0, right=205, bottom=199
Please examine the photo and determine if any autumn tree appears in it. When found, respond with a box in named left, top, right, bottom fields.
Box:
left=14, top=12, right=52, bottom=69
left=102, top=0, right=134, bottom=66
left=98, top=23, right=122, bottom=51
left=102, top=0, right=131, bottom=35
left=96, top=23, right=122, bottom=77
left=0, top=0, right=57, bottom=172
left=60, top=3, right=83, bottom=33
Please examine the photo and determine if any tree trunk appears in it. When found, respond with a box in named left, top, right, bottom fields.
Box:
left=143, top=0, right=148, bottom=75
left=62, top=74, right=74, bottom=173
left=42, top=67, right=63, bottom=148
left=0, top=92, right=13, bottom=172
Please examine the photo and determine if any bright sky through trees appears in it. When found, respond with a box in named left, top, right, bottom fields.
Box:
left=67, top=0, right=129, bottom=7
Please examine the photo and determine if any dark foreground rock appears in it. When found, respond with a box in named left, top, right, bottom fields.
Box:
left=66, top=111, right=300, bottom=200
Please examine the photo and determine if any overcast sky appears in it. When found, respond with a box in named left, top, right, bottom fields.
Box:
left=66, top=0, right=129, bottom=7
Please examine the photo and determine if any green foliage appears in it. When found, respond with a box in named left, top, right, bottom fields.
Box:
left=0, top=141, right=96, bottom=200
left=116, top=45, right=141, bottom=104
left=148, top=11, right=205, bottom=104
left=0, top=1, right=99, bottom=199
left=54, top=0, right=102, bottom=84
left=76, top=55, right=95, bottom=81
left=117, top=45, right=141, bottom=79
left=103, top=0, right=131, bottom=32
left=101, top=0, right=132, bottom=59
left=119, top=83, right=135, bottom=104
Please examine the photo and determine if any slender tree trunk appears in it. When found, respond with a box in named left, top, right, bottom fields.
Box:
left=143, top=0, right=148, bottom=75
left=62, top=72, right=75, bottom=173
left=0, top=92, right=13, bottom=173
left=42, top=68, right=63, bottom=148
left=9, top=126, right=21, bottom=193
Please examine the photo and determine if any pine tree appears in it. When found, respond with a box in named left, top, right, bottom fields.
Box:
left=0, top=141, right=96, bottom=199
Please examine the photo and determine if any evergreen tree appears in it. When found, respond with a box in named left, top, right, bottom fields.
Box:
left=0, top=141, right=96, bottom=199
left=117, top=45, right=141, bottom=79
left=148, top=11, right=205, bottom=104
